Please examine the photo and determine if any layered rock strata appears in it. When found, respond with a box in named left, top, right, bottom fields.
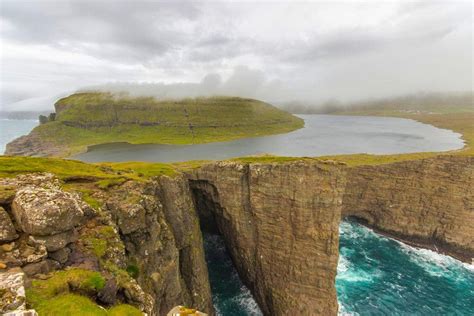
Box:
left=188, top=161, right=347, bottom=315
left=342, top=155, right=474, bottom=262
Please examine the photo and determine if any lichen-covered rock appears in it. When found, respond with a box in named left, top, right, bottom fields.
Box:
left=0, top=207, right=18, bottom=242
left=0, top=269, right=26, bottom=313
left=111, top=203, right=147, bottom=235
left=0, top=237, right=47, bottom=268
left=12, top=187, right=87, bottom=236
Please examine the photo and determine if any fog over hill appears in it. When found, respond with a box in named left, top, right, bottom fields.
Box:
left=1, top=1, right=472, bottom=111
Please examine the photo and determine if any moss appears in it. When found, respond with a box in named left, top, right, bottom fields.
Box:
left=34, top=293, right=107, bottom=316
left=30, top=293, right=143, bottom=316
left=126, top=264, right=140, bottom=279
left=26, top=268, right=106, bottom=308
left=108, top=304, right=143, bottom=316
left=96, top=177, right=128, bottom=190
left=82, top=226, right=121, bottom=259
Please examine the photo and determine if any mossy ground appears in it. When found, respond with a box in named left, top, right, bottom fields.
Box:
left=28, top=92, right=304, bottom=156
left=26, top=269, right=142, bottom=315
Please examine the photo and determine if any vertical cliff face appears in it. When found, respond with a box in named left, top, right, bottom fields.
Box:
left=342, top=155, right=474, bottom=262
left=188, top=161, right=347, bottom=316
left=104, top=176, right=214, bottom=315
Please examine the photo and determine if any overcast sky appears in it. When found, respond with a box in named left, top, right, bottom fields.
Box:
left=0, top=0, right=472, bottom=111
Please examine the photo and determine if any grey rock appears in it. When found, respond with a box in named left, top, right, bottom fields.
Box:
left=0, top=207, right=18, bottom=242
left=32, top=230, right=78, bottom=252
left=98, top=277, right=118, bottom=305
left=12, top=186, right=86, bottom=236
left=22, top=259, right=59, bottom=277
left=48, top=247, right=71, bottom=264
left=0, top=269, right=26, bottom=313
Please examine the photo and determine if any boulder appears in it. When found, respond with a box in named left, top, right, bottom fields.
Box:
left=12, top=186, right=86, bottom=236
left=0, top=207, right=18, bottom=242
left=32, top=230, right=78, bottom=252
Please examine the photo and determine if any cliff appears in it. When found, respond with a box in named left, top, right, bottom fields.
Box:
left=0, top=154, right=472, bottom=315
left=342, top=155, right=474, bottom=262
left=188, top=161, right=347, bottom=315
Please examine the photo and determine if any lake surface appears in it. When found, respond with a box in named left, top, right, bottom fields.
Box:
left=0, top=119, right=38, bottom=154
left=74, top=115, right=464, bottom=162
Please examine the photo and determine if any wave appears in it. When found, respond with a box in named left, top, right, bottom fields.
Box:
left=232, top=286, right=263, bottom=316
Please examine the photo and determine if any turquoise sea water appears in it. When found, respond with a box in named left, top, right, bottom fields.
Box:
left=204, top=221, right=474, bottom=316
left=337, top=220, right=474, bottom=315
left=0, top=119, right=38, bottom=153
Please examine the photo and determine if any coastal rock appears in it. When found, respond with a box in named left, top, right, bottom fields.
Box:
left=189, top=161, right=347, bottom=316
left=343, top=155, right=474, bottom=262
left=0, top=207, right=18, bottom=242
left=11, top=186, right=86, bottom=236
left=105, top=179, right=214, bottom=315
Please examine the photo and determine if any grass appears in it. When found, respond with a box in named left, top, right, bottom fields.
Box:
left=21, top=92, right=304, bottom=156
left=26, top=268, right=106, bottom=308
left=30, top=293, right=143, bottom=316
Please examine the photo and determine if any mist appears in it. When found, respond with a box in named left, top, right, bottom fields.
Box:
left=0, top=0, right=472, bottom=111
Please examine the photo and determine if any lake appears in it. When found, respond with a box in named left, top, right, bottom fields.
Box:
left=74, top=115, right=464, bottom=162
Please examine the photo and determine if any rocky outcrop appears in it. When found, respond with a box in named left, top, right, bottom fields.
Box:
left=0, top=172, right=214, bottom=316
left=189, top=161, right=347, bottom=316
left=102, top=176, right=213, bottom=315
left=342, top=155, right=474, bottom=262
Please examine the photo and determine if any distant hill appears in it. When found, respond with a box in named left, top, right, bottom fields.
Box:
left=279, top=92, right=473, bottom=115
left=5, top=92, right=304, bottom=157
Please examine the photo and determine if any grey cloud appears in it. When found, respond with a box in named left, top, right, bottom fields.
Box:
left=1, top=0, right=201, bottom=63
left=0, top=0, right=472, bottom=109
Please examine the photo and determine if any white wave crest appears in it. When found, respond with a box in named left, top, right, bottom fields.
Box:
left=232, top=286, right=263, bottom=316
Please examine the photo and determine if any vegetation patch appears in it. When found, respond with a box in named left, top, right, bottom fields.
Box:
left=26, top=268, right=106, bottom=309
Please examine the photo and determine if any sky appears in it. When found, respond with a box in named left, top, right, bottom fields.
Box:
left=0, top=0, right=472, bottom=111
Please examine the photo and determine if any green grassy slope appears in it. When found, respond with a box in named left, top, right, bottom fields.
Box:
left=20, top=92, right=303, bottom=157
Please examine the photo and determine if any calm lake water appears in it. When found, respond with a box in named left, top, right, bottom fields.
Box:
left=74, top=115, right=464, bottom=162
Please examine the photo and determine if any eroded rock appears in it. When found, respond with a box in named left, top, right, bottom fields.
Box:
left=0, top=207, right=18, bottom=242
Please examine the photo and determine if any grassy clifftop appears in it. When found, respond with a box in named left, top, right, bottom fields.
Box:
left=6, top=92, right=303, bottom=157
